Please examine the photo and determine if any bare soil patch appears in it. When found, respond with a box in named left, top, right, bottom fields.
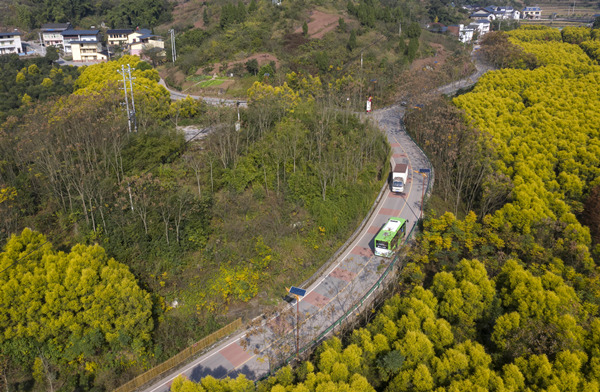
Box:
left=410, top=43, right=449, bottom=71
left=295, top=9, right=350, bottom=39
left=284, top=33, right=309, bottom=51
left=158, top=0, right=205, bottom=30
left=159, top=67, right=187, bottom=86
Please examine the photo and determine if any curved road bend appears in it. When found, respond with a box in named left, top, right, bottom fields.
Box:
left=158, top=78, right=247, bottom=107
left=141, top=104, right=431, bottom=391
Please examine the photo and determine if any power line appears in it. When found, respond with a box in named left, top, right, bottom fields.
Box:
left=169, top=29, right=177, bottom=63
left=0, top=240, right=49, bottom=276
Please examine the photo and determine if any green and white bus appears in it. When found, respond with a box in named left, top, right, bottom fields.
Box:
left=374, top=217, right=407, bottom=257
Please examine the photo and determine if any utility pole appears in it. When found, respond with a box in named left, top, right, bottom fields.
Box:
left=169, top=29, right=177, bottom=63
left=117, top=64, right=137, bottom=132
left=287, top=286, right=306, bottom=359
left=295, top=294, right=300, bottom=358
left=359, top=52, right=363, bottom=107
left=127, top=64, right=137, bottom=132
left=118, top=65, right=132, bottom=133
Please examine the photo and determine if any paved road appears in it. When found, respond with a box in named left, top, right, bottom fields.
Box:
left=159, top=78, right=248, bottom=107
left=437, top=43, right=495, bottom=96
left=142, top=103, right=431, bottom=391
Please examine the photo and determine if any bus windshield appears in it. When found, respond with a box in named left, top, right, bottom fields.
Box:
left=375, top=240, right=388, bottom=249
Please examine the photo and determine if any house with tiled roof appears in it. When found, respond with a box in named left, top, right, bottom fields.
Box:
left=470, top=9, right=496, bottom=21
left=107, top=29, right=133, bottom=46
left=523, top=6, right=542, bottom=19
left=0, top=31, right=23, bottom=55
left=484, top=5, right=520, bottom=19
left=41, top=22, right=72, bottom=46
left=71, top=40, right=108, bottom=62
left=471, top=5, right=520, bottom=21
left=61, top=29, right=100, bottom=53
left=128, top=29, right=164, bottom=56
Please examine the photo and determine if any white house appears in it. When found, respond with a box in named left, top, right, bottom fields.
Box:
left=71, top=40, right=108, bottom=62
left=0, top=31, right=23, bottom=55
left=61, top=29, right=100, bottom=53
left=469, top=19, right=491, bottom=36
left=128, top=29, right=164, bottom=56
left=107, top=29, right=133, bottom=46
left=458, top=24, right=475, bottom=43
left=41, top=23, right=72, bottom=46
left=470, top=9, right=496, bottom=21
left=127, top=28, right=152, bottom=44
left=523, top=6, right=542, bottom=19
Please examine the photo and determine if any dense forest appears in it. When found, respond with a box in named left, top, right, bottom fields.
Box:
left=0, top=53, right=79, bottom=123
left=1, top=0, right=172, bottom=30
left=163, top=23, right=600, bottom=392
left=0, top=47, right=390, bottom=387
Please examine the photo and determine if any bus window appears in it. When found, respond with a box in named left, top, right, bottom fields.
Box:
left=375, top=240, right=388, bottom=249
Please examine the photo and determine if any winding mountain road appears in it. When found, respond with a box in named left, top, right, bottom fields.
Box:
left=141, top=104, right=430, bottom=391
left=140, top=45, right=492, bottom=391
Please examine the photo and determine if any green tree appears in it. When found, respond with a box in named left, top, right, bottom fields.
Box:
left=406, top=22, right=421, bottom=38
left=338, top=17, right=347, bottom=32
left=258, top=64, right=275, bottom=81
left=347, top=29, right=357, bottom=51
left=45, top=46, right=59, bottom=62
left=302, top=21, right=309, bottom=37
left=0, top=228, right=153, bottom=387
left=407, top=37, right=419, bottom=62
left=203, top=7, right=210, bottom=26
left=248, top=0, right=257, bottom=13
left=245, top=58, right=259, bottom=75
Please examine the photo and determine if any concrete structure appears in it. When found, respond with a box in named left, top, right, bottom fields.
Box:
left=0, top=31, right=23, bottom=55
left=107, top=29, right=133, bottom=46
left=71, top=40, right=108, bottom=62
left=469, top=19, right=491, bottom=36
left=484, top=6, right=520, bottom=20
left=61, top=29, right=100, bottom=53
left=470, top=9, right=496, bottom=21
left=128, top=29, right=164, bottom=56
left=458, top=24, right=475, bottom=43
left=471, top=6, right=520, bottom=21
left=523, top=6, right=542, bottom=19
left=127, top=28, right=152, bottom=44
left=41, top=23, right=72, bottom=46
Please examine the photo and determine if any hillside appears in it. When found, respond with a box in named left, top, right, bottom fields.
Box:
left=165, top=22, right=600, bottom=392
left=1, top=0, right=481, bottom=390
left=157, top=0, right=473, bottom=106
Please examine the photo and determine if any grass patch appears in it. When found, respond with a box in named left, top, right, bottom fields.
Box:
left=185, top=75, right=211, bottom=82
left=197, top=79, right=226, bottom=87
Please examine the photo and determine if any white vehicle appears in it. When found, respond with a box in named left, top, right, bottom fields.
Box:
left=391, top=163, right=408, bottom=193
